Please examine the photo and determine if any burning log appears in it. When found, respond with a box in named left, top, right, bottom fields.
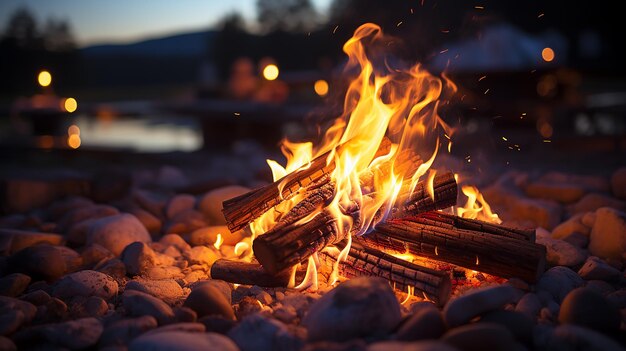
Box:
left=362, top=216, right=546, bottom=283
left=253, top=172, right=458, bottom=275
left=210, top=259, right=293, bottom=287
left=222, top=138, right=392, bottom=232
left=319, top=239, right=452, bottom=306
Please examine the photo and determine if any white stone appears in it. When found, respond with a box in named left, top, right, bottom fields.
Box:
left=87, top=214, right=151, bottom=256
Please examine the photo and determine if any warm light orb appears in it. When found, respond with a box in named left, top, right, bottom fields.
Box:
left=38, top=70, right=52, bottom=87
left=541, top=47, right=555, bottom=62
left=262, top=64, right=279, bottom=81
left=64, top=98, right=78, bottom=113
left=67, top=134, right=81, bottom=149
left=314, top=79, right=329, bottom=96
left=68, top=124, right=80, bottom=136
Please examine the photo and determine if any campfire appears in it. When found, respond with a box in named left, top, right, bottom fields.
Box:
left=210, top=24, right=546, bottom=305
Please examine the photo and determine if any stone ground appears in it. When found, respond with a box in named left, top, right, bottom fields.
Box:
left=0, top=161, right=625, bottom=350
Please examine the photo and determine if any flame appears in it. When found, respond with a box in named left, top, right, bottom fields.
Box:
left=456, top=184, right=501, bottom=223
left=213, top=233, right=224, bottom=250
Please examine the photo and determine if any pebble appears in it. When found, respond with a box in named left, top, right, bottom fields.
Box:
left=126, top=278, right=184, bottom=304
left=121, top=242, right=157, bottom=276
left=145, top=266, right=183, bottom=280
left=129, top=206, right=163, bottom=235
left=58, top=204, right=119, bottom=233
left=550, top=214, right=590, bottom=239
left=0, top=273, right=31, bottom=297
left=441, top=322, right=518, bottom=351
left=183, top=284, right=235, bottom=320
left=0, top=336, right=16, bottom=351
left=159, top=234, right=191, bottom=252
left=443, top=285, right=517, bottom=328
left=368, top=340, right=458, bottom=351
left=611, top=167, right=626, bottom=199
left=395, top=303, right=446, bottom=341
left=561, top=232, right=589, bottom=248
left=199, top=315, right=236, bottom=334
left=229, top=313, right=303, bottom=351
left=546, top=325, right=624, bottom=351
left=21, top=290, right=51, bottom=305
left=515, top=293, right=542, bottom=319
left=0, top=229, right=63, bottom=255
left=589, top=207, right=626, bottom=261
left=524, top=182, right=585, bottom=204
left=0, top=309, right=25, bottom=336
left=536, top=229, right=587, bottom=267
left=578, top=256, right=622, bottom=281
left=164, top=210, right=208, bottom=234
left=133, top=189, right=167, bottom=217
left=193, top=280, right=232, bottom=304
left=479, top=310, right=534, bottom=344
left=86, top=214, right=152, bottom=256
left=538, top=172, right=610, bottom=193
left=585, top=280, right=615, bottom=296
left=198, top=185, right=251, bottom=225
left=123, top=290, right=175, bottom=325
left=100, top=316, right=158, bottom=347
left=130, top=331, right=239, bottom=351
left=47, top=196, right=94, bottom=220
left=165, top=194, right=197, bottom=219
left=80, top=243, right=113, bottom=268
left=536, top=266, right=584, bottom=303
left=273, top=305, right=298, bottom=324
left=142, top=322, right=206, bottom=336
left=40, top=317, right=103, bottom=349
left=558, top=288, right=620, bottom=335
left=55, top=246, right=83, bottom=273
left=581, top=211, right=596, bottom=227
left=302, top=277, right=401, bottom=342
left=174, top=306, right=197, bottom=323
left=52, top=270, right=118, bottom=300
left=568, top=193, right=626, bottom=215
left=97, top=258, right=127, bottom=278
left=7, top=244, right=67, bottom=282
left=188, top=226, right=246, bottom=247
left=84, top=296, right=109, bottom=317
left=183, top=245, right=219, bottom=266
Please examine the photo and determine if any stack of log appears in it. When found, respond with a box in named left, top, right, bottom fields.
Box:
left=212, top=145, right=546, bottom=305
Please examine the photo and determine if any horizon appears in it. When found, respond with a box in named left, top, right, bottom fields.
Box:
left=0, top=0, right=333, bottom=48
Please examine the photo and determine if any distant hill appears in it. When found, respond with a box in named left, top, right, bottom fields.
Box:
left=82, top=30, right=216, bottom=58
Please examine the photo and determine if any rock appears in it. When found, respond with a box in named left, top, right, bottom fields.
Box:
left=199, top=315, right=236, bottom=335
left=569, top=194, right=626, bottom=215
left=235, top=296, right=266, bottom=320
left=0, top=273, right=31, bottom=297
left=55, top=246, right=83, bottom=274
left=97, top=258, right=127, bottom=278
left=8, top=244, right=67, bottom=282
left=53, top=270, right=118, bottom=300
left=581, top=211, right=596, bottom=227
left=369, top=340, right=458, bottom=351
left=87, top=214, right=151, bottom=256
left=166, top=194, right=197, bottom=220
left=443, top=285, right=517, bottom=328
left=183, top=284, right=235, bottom=320
left=589, top=207, right=626, bottom=261
left=84, top=296, right=109, bottom=317
left=536, top=229, right=587, bottom=267
left=0, top=229, right=63, bottom=255
left=558, top=288, right=620, bottom=335
left=536, top=266, right=584, bottom=303
left=155, top=166, right=189, bottom=189
left=21, top=290, right=51, bottom=305
left=546, top=325, right=624, bottom=351
left=515, top=293, right=542, bottom=319
left=229, top=313, right=302, bottom=351
left=606, top=289, right=626, bottom=309
left=479, top=310, right=534, bottom=344
left=48, top=196, right=94, bottom=220
left=164, top=210, right=209, bottom=235
left=174, top=307, right=197, bottom=323
left=302, top=277, right=401, bottom=342
left=611, top=167, right=626, bottom=200
left=123, top=290, right=174, bottom=325
left=395, top=303, right=446, bottom=341
left=273, top=305, right=298, bottom=324
left=159, top=234, right=191, bottom=252
left=524, top=182, right=585, bottom=204
left=80, top=243, right=113, bottom=268
left=143, top=322, right=206, bottom=336
left=483, top=184, right=563, bottom=229
left=0, top=309, right=25, bottom=336
left=198, top=186, right=251, bottom=225
left=126, top=278, right=184, bottom=304
left=0, top=336, right=16, bottom=351
left=133, top=189, right=168, bottom=217
left=121, top=242, right=157, bottom=276
left=538, top=172, right=610, bottom=193
left=100, top=316, right=158, bottom=347
left=441, top=322, right=517, bottom=351
left=130, top=331, right=239, bottom=351
left=188, top=226, right=246, bottom=247
left=194, top=280, right=232, bottom=304
left=551, top=214, right=590, bottom=239
left=129, top=207, right=162, bottom=235
left=182, top=246, right=219, bottom=266
left=145, top=266, right=183, bottom=280
left=41, top=317, right=103, bottom=349
left=585, top=280, right=615, bottom=296
left=3, top=177, right=89, bottom=214
left=561, top=232, right=589, bottom=248
left=578, top=256, right=621, bottom=281
left=59, top=204, right=120, bottom=233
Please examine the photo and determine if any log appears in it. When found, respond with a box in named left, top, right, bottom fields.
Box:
left=319, top=239, right=452, bottom=306
left=362, top=217, right=546, bottom=283
left=210, top=259, right=292, bottom=287
left=223, top=138, right=392, bottom=232
left=253, top=173, right=458, bottom=275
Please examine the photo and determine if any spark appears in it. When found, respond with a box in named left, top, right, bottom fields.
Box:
left=478, top=75, right=487, bottom=81
left=538, top=13, right=545, bottom=18
left=441, top=29, right=450, bottom=33
left=233, top=112, right=240, bottom=116
left=484, top=89, right=490, bottom=95
left=543, top=139, right=552, bottom=143
left=439, top=49, right=449, bottom=54
left=502, top=137, right=508, bottom=141
left=333, top=25, right=339, bottom=34
left=397, top=21, right=403, bottom=27
left=474, top=5, right=484, bottom=10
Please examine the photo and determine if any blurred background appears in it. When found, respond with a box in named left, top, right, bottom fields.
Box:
left=1, top=0, right=625, bottom=200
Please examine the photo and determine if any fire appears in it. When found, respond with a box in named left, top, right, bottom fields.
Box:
left=243, top=23, right=499, bottom=290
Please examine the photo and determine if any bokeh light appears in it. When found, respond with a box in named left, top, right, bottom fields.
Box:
left=314, top=80, right=329, bottom=96
left=262, top=64, right=279, bottom=81
left=541, top=47, right=555, bottom=62
left=64, top=98, right=78, bottom=113
left=68, top=124, right=80, bottom=136
left=67, top=134, right=81, bottom=149
left=38, top=70, right=52, bottom=87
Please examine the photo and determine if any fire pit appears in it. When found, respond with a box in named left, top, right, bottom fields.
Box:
left=0, top=22, right=625, bottom=351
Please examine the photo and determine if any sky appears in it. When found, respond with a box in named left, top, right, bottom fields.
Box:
left=0, top=0, right=332, bottom=47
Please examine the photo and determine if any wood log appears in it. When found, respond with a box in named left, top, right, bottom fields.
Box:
left=222, top=138, right=392, bottom=232
left=210, top=259, right=292, bottom=287
left=253, top=173, right=458, bottom=275
left=319, top=239, right=452, bottom=306
left=362, top=217, right=546, bottom=283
